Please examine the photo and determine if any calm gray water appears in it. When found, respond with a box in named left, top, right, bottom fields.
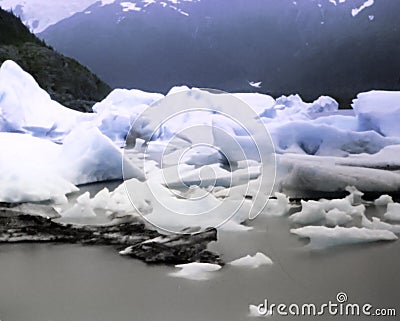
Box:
left=0, top=185, right=399, bottom=321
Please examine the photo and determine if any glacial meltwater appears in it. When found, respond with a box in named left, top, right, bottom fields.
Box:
left=0, top=184, right=399, bottom=321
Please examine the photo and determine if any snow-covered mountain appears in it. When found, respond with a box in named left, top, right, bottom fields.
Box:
left=36, top=0, right=399, bottom=107
left=2, top=0, right=398, bottom=107
left=1, top=0, right=376, bottom=34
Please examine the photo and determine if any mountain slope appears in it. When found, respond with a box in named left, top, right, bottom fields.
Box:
left=0, top=7, right=111, bottom=112
left=39, top=0, right=400, bottom=107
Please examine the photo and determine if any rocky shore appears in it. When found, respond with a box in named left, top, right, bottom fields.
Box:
left=0, top=203, right=222, bottom=265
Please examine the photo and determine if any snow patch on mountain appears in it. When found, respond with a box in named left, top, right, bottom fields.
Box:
left=0, top=0, right=99, bottom=33
left=352, top=0, right=375, bottom=17
left=118, top=0, right=198, bottom=16
left=1, top=0, right=377, bottom=34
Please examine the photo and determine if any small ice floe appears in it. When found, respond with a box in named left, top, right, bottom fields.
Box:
left=290, top=188, right=365, bottom=226
left=248, top=81, right=262, bottom=89
left=61, top=192, right=97, bottom=218
left=383, top=203, right=400, bottom=221
left=361, top=215, right=400, bottom=233
left=169, top=262, right=222, bottom=281
left=374, top=194, right=394, bottom=206
left=229, top=252, right=273, bottom=268
left=249, top=304, right=272, bottom=318
left=290, top=200, right=326, bottom=225
left=320, top=198, right=365, bottom=217
left=263, top=192, right=292, bottom=216
left=290, top=226, right=397, bottom=249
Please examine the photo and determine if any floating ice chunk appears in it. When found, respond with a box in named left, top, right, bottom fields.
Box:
left=61, top=192, right=97, bottom=218
left=273, top=95, right=338, bottom=121
left=290, top=200, right=326, bottom=225
left=344, top=186, right=364, bottom=206
left=290, top=188, right=362, bottom=226
left=375, top=195, right=394, bottom=206
left=319, top=198, right=365, bottom=217
left=361, top=215, right=400, bottom=234
left=263, top=192, right=292, bottom=216
left=383, top=203, right=400, bottom=221
left=229, top=252, right=273, bottom=268
left=278, top=154, right=400, bottom=195
left=169, top=262, right=222, bottom=280
left=291, top=226, right=397, bottom=249
left=271, top=120, right=399, bottom=156
left=90, top=188, right=112, bottom=209
left=93, top=181, right=148, bottom=215
left=353, top=90, right=400, bottom=137
left=325, top=209, right=353, bottom=227
left=337, top=145, right=400, bottom=170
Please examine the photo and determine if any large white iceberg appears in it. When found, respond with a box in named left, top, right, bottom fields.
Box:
left=353, top=90, right=400, bottom=137
left=0, top=132, right=77, bottom=203
left=0, top=60, right=93, bottom=141
left=0, top=126, right=143, bottom=203
left=2, top=59, right=400, bottom=230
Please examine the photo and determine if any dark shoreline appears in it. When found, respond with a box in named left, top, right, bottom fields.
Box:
left=0, top=203, right=222, bottom=266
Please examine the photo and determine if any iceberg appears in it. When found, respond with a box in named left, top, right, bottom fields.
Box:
left=374, top=194, right=394, bottom=206
left=0, top=126, right=144, bottom=203
left=383, top=203, right=400, bottom=221
left=2, top=59, right=400, bottom=226
left=290, top=226, right=397, bottom=249
left=353, top=90, right=400, bottom=137
left=60, top=126, right=144, bottom=185
left=325, top=209, right=353, bottom=227
left=361, top=215, right=400, bottom=234
left=229, top=252, right=273, bottom=268
left=262, top=192, right=292, bottom=216
left=290, top=200, right=326, bottom=225
left=278, top=153, right=400, bottom=195
left=0, top=60, right=93, bottom=141
left=169, top=262, right=222, bottom=280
